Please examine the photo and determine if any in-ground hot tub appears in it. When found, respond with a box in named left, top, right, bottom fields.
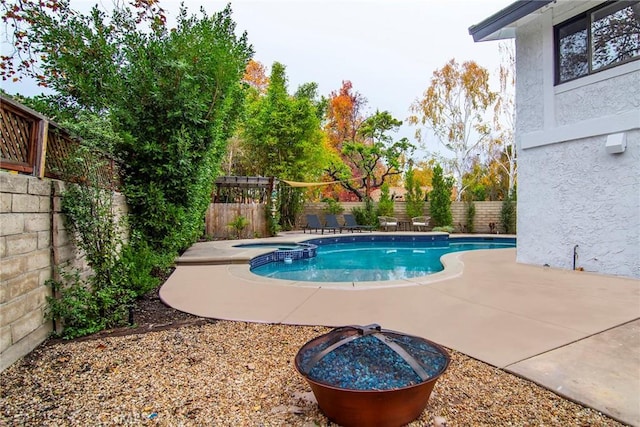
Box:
left=234, top=242, right=318, bottom=268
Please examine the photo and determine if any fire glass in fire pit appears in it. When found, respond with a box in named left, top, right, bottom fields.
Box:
left=295, top=324, right=450, bottom=427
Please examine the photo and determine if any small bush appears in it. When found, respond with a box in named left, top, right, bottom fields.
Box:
left=119, top=236, right=172, bottom=297
left=229, top=215, right=249, bottom=239
left=46, top=266, right=134, bottom=339
left=352, top=197, right=378, bottom=226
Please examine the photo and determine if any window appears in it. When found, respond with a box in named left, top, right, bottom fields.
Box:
left=555, top=1, right=640, bottom=84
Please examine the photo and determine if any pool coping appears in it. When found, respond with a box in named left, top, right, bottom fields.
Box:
left=176, top=232, right=513, bottom=289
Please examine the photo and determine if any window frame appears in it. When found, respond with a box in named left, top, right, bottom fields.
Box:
left=554, top=0, right=640, bottom=85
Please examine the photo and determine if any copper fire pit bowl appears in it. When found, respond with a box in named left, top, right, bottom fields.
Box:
left=294, top=324, right=450, bottom=427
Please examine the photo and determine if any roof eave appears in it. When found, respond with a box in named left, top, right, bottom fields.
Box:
left=468, top=0, right=554, bottom=42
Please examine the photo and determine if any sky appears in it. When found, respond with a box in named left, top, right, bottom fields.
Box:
left=1, top=0, right=515, bottom=153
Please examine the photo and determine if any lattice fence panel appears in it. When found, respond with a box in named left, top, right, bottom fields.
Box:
left=44, top=129, right=78, bottom=179
left=0, top=103, right=36, bottom=172
left=1, top=95, right=119, bottom=187
left=44, top=128, right=120, bottom=188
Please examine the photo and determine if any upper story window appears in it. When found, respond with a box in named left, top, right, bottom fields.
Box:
left=555, top=1, right=640, bottom=84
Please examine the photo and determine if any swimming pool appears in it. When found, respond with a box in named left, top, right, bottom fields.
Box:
left=251, top=236, right=515, bottom=282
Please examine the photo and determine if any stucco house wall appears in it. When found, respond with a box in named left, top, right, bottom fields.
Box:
left=514, top=4, right=640, bottom=278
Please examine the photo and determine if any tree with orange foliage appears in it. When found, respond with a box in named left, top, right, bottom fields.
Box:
left=243, top=59, right=269, bottom=94
left=324, top=80, right=367, bottom=151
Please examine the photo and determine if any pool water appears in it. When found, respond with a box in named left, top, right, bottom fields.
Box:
left=252, top=239, right=515, bottom=282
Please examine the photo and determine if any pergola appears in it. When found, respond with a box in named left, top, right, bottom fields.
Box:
left=213, top=176, right=278, bottom=204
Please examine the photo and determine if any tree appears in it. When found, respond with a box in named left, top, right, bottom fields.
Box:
left=241, top=62, right=327, bottom=180
left=409, top=59, right=496, bottom=201
left=492, top=42, right=517, bottom=198
left=321, top=80, right=367, bottom=201
left=240, top=62, right=329, bottom=229
left=462, top=162, right=489, bottom=201
left=429, top=164, right=453, bottom=227
left=3, top=2, right=253, bottom=256
left=412, top=160, right=434, bottom=191
left=325, top=110, right=413, bottom=201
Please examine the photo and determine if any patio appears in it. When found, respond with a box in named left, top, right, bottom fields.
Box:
left=160, top=231, right=640, bottom=426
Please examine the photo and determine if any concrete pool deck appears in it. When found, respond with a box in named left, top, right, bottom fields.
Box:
left=160, top=232, right=640, bottom=426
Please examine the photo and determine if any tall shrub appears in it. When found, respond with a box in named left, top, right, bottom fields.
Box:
left=501, top=192, right=517, bottom=234
left=465, top=200, right=476, bottom=233
left=115, top=6, right=253, bottom=255
left=376, top=183, right=395, bottom=217
left=277, top=185, right=303, bottom=232
left=240, top=64, right=328, bottom=231
left=429, top=164, right=453, bottom=227
left=405, top=166, right=425, bottom=218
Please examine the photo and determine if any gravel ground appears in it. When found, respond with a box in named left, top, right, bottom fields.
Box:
left=0, top=319, right=624, bottom=427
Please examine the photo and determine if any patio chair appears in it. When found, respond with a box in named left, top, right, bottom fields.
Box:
left=343, top=213, right=374, bottom=232
left=411, top=216, right=430, bottom=232
left=324, top=214, right=343, bottom=234
left=303, top=214, right=335, bottom=235
left=378, top=216, right=398, bottom=231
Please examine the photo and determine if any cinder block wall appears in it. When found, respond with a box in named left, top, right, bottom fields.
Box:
left=0, top=173, right=127, bottom=371
left=302, top=201, right=510, bottom=233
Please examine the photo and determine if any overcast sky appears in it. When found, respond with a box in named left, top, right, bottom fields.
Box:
left=2, top=0, right=515, bottom=152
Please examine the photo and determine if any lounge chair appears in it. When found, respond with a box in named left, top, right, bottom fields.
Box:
left=411, top=216, right=430, bottom=231
left=378, top=216, right=398, bottom=231
left=303, top=214, right=322, bottom=234
left=324, top=214, right=343, bottom=234
left=303, top=214, right=336, bottom=235
left=343, top=213, right=374, bottom=232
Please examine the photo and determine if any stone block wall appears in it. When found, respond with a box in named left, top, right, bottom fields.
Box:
left=1, top=173, right=127, bottom=371
left=1, top=173, right=55, bottom=372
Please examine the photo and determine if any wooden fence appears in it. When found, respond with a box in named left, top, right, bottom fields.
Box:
left=0, top=95, right=117, bottom=186
left=205, top=203, right=268, bottom=239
